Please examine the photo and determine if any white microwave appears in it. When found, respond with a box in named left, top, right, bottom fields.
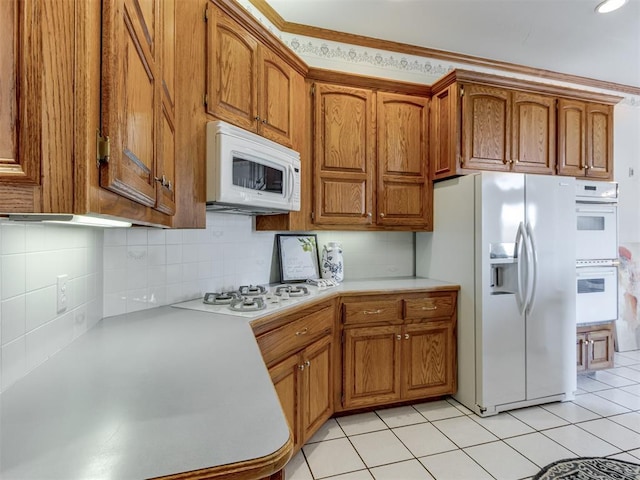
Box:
left=206, top=120, right=301, bottom=215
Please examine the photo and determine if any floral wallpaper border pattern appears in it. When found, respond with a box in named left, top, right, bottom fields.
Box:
left=236, top=0, right=640, bottom=107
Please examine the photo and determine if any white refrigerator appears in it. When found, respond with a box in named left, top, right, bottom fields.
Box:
left=416, top=172, right=576, bottom=416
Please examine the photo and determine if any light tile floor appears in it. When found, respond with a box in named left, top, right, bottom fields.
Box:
left=286, top=351, right=640, bottom=480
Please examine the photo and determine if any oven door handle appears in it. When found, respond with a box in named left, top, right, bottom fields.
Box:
left=524, top=222, right=538, bottom=316
left=576, top=270, right=617, bottom=278
left=576, top=207, right=616, bottom=214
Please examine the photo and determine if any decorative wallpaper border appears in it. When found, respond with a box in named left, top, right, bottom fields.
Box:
left=237, top=0, right=640, bottom=106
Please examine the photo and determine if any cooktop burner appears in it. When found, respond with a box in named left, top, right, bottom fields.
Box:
left=238, top=284, right=268, bottom=296
left=203, top=291, right=241, bottom=305
left=229, top=296, right=267, bottom=312
left=275, top=284, right=310, bottom=297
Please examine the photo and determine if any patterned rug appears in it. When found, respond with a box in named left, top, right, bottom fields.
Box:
left=533, top=457, right=640, bottom=479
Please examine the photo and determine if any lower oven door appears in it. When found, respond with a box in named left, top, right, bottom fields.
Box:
left=576, top=266, right=618, bottom=324
left=576, top=204, right=618, bottom=261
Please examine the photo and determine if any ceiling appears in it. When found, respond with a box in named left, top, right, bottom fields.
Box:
left=263, top=0, right=640, bottom=91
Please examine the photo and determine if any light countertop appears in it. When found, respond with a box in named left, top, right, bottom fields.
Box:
left=0, top=277, right=458, bottom=480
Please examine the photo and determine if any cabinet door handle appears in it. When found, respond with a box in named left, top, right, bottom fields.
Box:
left=591, top=339, right=595, bottom=345
left=396, top=334, right=402, bottom=340
left=404, top=333, right=410, bottom=340
left=295, top=328, right=308, bottom=336
left=305, top=360, right=311, bottom=368
left=298, top=364, right=305, bottom=371
left=255, top=115, right=261, bottom=121
left=380, top=213, right=385, bottom=218
left=421, top=306, right=438, bottom=311
left=363, top=309, right=382, bottom=315
left=366, top=212, right=372, bottom=217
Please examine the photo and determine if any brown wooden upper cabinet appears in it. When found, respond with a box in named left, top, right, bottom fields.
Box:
left=206, top=3, right=295, bottom=147
left=311, top=76, right=431, bottom=231
left=0, top=0, right=187, bottom=227
left=430, top=70, right=620, bottom=182
left=557, top=99, right=613, bottom=179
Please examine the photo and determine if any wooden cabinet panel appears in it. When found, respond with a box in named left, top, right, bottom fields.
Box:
left=342, top=299, right=401, bottom=326
left=258, top=47, right=293, bottom=146
left=577, top=324, right=614, bottom=371
left=430, top=84, right=458, bottom=180
left=576, top=333, right=587, bottom=372
left=313, top=83, right=375, bottom=225
left=300, top=336, right=333, bottom=441
left=206, top=6, right=258, bottom=131
left=511, top=92, right=555, bottom=174
left=557, top=99, right=586, bottom=177
left=461, top=84, right=510, bottom=171
left=402, top=321, right=455, bottom=399
left=343, top=326, right=402, bottom=408
left=586, top=103, right=613, bottom=179
left=404, top=292, right=456, bottom=320
left=270, top=355, right=300, bottom=447
left=377, top=92, right=431, bottom=228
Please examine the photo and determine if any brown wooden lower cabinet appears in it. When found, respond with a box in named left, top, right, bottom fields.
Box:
left=577, top=323, right=614, bottom=372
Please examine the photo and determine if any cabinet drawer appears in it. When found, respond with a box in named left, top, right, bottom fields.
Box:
left=257, top=306, right=333, bottom=366
left=404, top=293, right=455, bottom=320
left=342, top=300, right=401, bottom=325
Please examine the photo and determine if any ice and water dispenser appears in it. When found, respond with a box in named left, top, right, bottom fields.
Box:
left=489, top=242, right=519, bottom=295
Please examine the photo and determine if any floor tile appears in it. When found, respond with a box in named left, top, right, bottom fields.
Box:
left=336, top=412, right=388, bottom=436
left=572, top=392, right=631, bottom=417
left=414, top=399, right=465, bottom=422
left=614, top=352, right=639, bottom=367
left=542, top=425, right=620, bottom=457
left=432, top=415, right=498, bottom=448
left=376, top=405, right=427, bottom=428
left=586, top=370, right=637, bottom=387
left=608, top=367, right=640, bottom=382
left=629, top=448, right=640, bottom=460
left=622, top=384, right=640, bottom=397
left=446, top=398, right=474, bottom=415
left=464, top=441, right=539, bottom=480
left=576, top=418, right=640, bottom=450
left=595, top=388, right=640, bottom=410
left=285, top=451, right=313, bottom=480
left=508, top=406, right=569, bottom=430
left=370, top=459, right=435, bottom=480
left=307, top=418, right=346, bottom=444
left=609, top=412, right=640, bottom=433
left=419, top=450, right=493, bottom=480
left=608, top=452, right=640, bottom=463
left=577, top=375, right=611, bottom=392
left=505, top=432, right=576, bottom=468
left=617, top=350, right=640, bottom=362
left=349, top=429, right=413, bottom=468
left=303, top=437, right=366, bottom=479
left=393, top=422, right=458, bottom=457
left=541, top=401, right=601, bottom=423
left=325, top=470, right=374, bottom=480
left=471, top=412, right=535, bottom=439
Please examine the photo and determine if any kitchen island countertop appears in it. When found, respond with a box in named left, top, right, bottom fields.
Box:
left=0, top=277, right=458, bottom=480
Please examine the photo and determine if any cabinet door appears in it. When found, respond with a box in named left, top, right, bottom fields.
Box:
left=586, top=103, right=613, bottom=180
left=588, top=330, right=614, bottom=370
left=101, top=0, right=160, bottom=208
left=342, top=326, right=401, bottom=408
left=269, top=355, right=301, bottom=450
left=313, top=83, right=375, bottom=226
left=258, top=47, right=293, bottom=147
left=430, top=84, right=459, bottom=180
left=557, top=99, right=586, bottom=177
left=300, top=336, right=333, bottom=443
left=511, top=92, right=555, bottom=174
left=461, top=84, right=510, bottom=171
left=156, top=0, right=176, bottom=215
left=0, top=0, right=39, bottom=188
left=376, top=92, right=431, bottom=228
left=576, top=333, right=587, bottom=372
left=402, top=321, right=456, bottom=399
left=206, top=4, right=258, bottom=131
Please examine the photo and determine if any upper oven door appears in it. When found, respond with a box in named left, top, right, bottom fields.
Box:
left=576, top=204, right=618, bottom=261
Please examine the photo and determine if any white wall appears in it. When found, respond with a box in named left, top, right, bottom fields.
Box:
left=0, top=222, right=103, bottom=392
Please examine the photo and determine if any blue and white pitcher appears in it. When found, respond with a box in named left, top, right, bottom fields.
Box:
left=321, top=242, right=344, bottom=283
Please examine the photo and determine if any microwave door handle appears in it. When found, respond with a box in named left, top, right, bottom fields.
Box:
left=287, top=166, right=295, bottom=201
left=524, top=222, right=538, bottom=316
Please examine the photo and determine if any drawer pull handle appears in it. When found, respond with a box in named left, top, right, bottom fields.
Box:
left=296, top=328, right=308, bottom=336
left=421, top=306, right=437, bottom=311
left=363, top=309, right=382, bottom=315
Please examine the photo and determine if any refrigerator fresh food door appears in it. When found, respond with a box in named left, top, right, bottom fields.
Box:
left=525, top=175, right=576, bottom=400
left=477, top=172, right=527, bottom=408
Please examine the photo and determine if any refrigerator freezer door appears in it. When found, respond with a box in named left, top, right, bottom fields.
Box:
left=477, top=172, right=527, bottom=409
left=524, top=175, right=577, bottom=400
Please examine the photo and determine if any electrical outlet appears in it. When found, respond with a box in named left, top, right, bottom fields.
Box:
left=57, top=274, right=68, bottom=313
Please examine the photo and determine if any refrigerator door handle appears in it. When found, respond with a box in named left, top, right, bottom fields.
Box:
left=515, top=222, right=527, bottom=315
left=524, top=222, right=538, bottom=316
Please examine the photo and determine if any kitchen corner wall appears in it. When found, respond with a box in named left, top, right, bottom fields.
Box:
left=103, top=212, right=414, bottom=317
left=0, top=222, right=103, bottom=393
left=0, top=212, right=414, bottom=392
